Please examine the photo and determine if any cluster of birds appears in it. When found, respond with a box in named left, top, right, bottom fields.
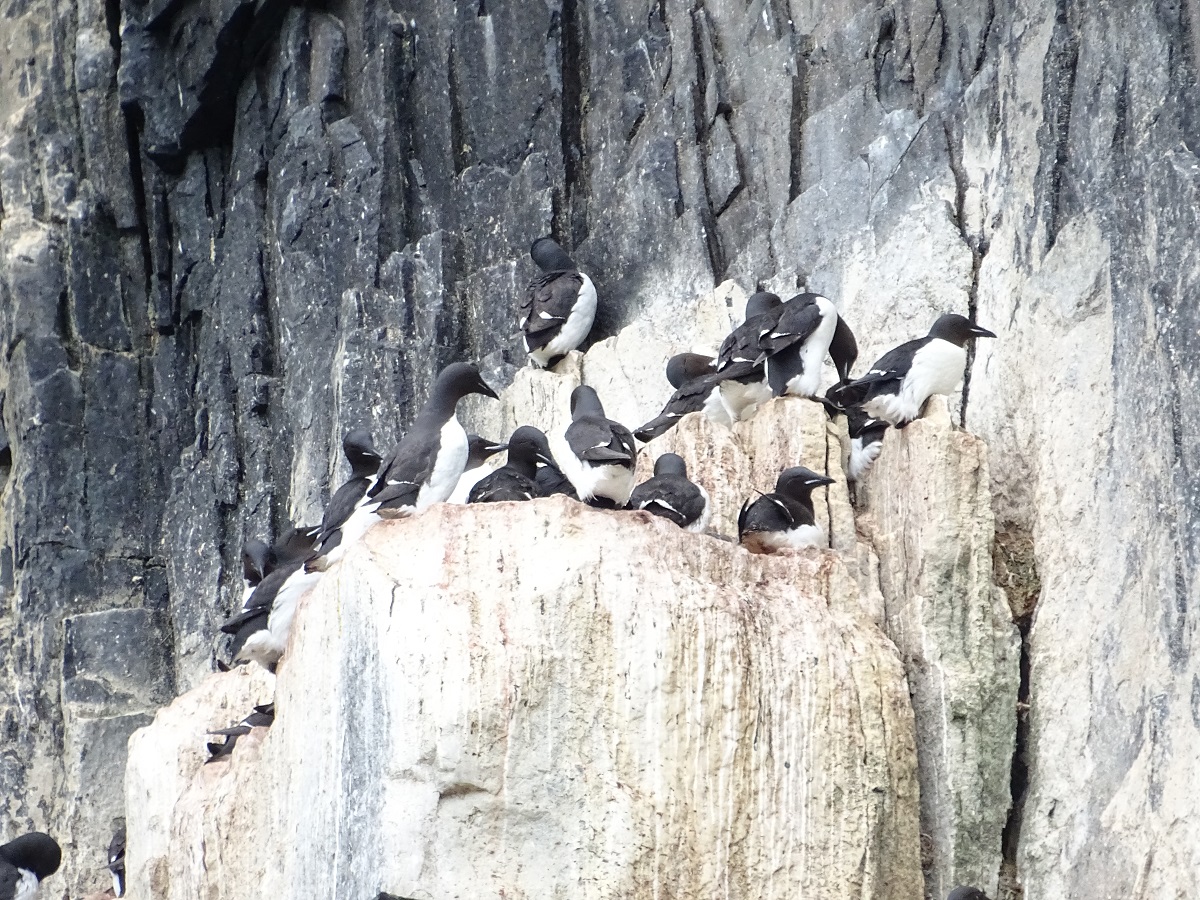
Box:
left=215, top=235, right=997, bottom=681
left=0, top=240, right=1000, bottom=900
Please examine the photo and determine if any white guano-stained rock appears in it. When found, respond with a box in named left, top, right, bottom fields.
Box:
left=126, top=501, right=922, bottom=900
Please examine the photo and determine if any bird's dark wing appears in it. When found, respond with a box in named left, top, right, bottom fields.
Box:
left=0, top=860, right=22, bottom=900
left=535, top=463, right=578, bottom=499
left=634, top=375, right=722, bottom=441
left=718, top=309, right=784, bottom=368
left=315, top=477, right=372, bottom=548
left=207, top=724, right=253, bottom=738
left=521, top=271, right=583, bottom=351
left=630, top=477, right=705, bottom=527
left=738, top=494, right=797, bottom=537
left=369, top=430, right=440, bottom=511
left=566, top=418, right=637, bottom=465
left=468, top=469, right=538, bottom=503
left=851, top=337, right=930, bottom=386
left=758, top=298, right=822, bottom=358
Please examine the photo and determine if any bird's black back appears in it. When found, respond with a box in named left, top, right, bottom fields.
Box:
left=630, top=474, right=706, bottom=527
left=520, top=271, right=584, bottom=351
left=565, top=416, right=638, bottom=467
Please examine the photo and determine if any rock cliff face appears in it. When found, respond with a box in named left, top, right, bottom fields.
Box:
left=0, top=0, right=1197, bottom=896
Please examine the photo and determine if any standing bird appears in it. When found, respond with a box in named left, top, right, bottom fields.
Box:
left=107, top=825, right=125, bottom=897
left=306, top=427, right=384, bottom=571
left=634, top=353, right=729, bottom=441
left=828, top=313, right=996, bottom=427
left=714, top=292, right=785, bottom=422
left=368, top=363, right=499, bottom=517
left=519, top=237, right=598, bottom=368
left=524, top=427, right=578, bottom=499
left=0, top=832, right=61, bottom=900
left=757, top=293, right=858, bottom=397
left=221, top=526, right=319, bottom=669
left=738, top=466, right=835, bottom=553
left=629, top=453, right=710, bottom=532
left=448, top=435, right=509, bottom=503
left=468, top=427, right=549, bottom=503
left=552, top=385, right=638, bottom=508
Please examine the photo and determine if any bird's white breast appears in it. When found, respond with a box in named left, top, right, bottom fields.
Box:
left=788, top=298, right=838, bottom=397
left=14, top=869, right=39, bottom=900
left=863, top=339, right=966, bottom=425
left=755, top=523, right=825, bottom=551
left=550, top=426, right=635, bottom=506
left=848, top=437, right=884, bottom=481
left=418, top=417, right=469, bottom=509
left=448, top=464, right=491, bottom=504
left=685, top=484, right=712, bottom=533
left=266, top=568, right=322, bottom=652
left=719, top=378, right=772, bottom=422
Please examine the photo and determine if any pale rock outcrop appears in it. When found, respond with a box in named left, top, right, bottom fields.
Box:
left=857, top=400, right=1020, bottom=899
left=126, top=502, right=922, bottom=900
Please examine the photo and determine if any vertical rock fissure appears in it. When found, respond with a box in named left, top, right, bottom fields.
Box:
left=559, top=0, right=588, bottom=245
left=1040, top=0, right=1079, bottom=253
left=787, top=43, right=808, bottom=203
left=994, top=526, right=1040, bottom=899
left=943, top=121, right=987, bottom=429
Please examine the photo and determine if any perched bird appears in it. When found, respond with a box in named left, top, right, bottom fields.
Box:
left=552, top=385, right=638, bottom=508
left=714, top=292, right=784, bottom=422
left=738, top=466, right=835, bottom=553
left=757, top=293, right=858, bottom=397
left=828, top=313, right=996, bottom=427
left=206, top=703, right=276, bottom=762
left=469, top=427, right=549, bottom=503
left=368, top=363, right=499, bottom=517
left=846, top=407, right=889, bottom=481
left=629, top=453, right=710, bottom=532
left=529, top=427, right=579, bottom=500
left=634, top=353, right=729, bottom=441
left=306, top=427, right=384, bottom=571
left=946, top=889, right=991, bottom=900
left=0, top=832, right=61, bottom=900
left=221, top=526, right=319, bottom=669
left=107, top=825, right=125, bottom=897
left=519, top=236, right=597, bottom=368
left=447, top=434, right=509, bottom=503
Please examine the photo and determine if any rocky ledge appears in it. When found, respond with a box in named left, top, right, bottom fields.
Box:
left=127, top=499, right=921, bottom=899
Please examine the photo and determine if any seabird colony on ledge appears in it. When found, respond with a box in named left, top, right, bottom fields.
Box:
left=219, top=234, right=997, bottom=680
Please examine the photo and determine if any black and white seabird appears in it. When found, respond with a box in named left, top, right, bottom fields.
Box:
left=828, top=313, right=996, bottom=427
left=629, top=453, right=710, bottom=532
left=368, top=362, right=499, bottom=517
left=528, top=427, right=578, bottom=499
left=738, top=466, right=835, bottom=553
left=519, top=236, right=598, bottom=368
left=846, top=406, right=889, bottom=481
left=551, top=385, right=638, bottom=507
left=0, top=832, right=61, bottom=900
left=946, top=889, right=991, bottom=900
left=448, top=434, right=509, bottom=503
left=634, top=353, right=729, bottom=441
left=468, top=426, right=549, bottom=503
left=107, top=824, right=125, bottom=897
left=714, top=292, right=784, bottom=422
left=757, top=293, right=858, bottom=397
left=206, top=703, right=276, bottom=762
left=221, top=526, right=319, bottom=669
left=306, top=427, right=384, bottom=572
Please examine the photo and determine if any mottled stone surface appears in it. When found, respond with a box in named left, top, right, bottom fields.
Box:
left=126, top=503, right=922, bottom=900
left=1, top=0, right=1197, bottom=895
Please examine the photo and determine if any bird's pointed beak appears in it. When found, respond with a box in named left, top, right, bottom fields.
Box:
left=478, top=379, right=499, bottom=400
left=808, top=474, right=837, bottom=487
left=487, top=442, right=508, bottom=454
left=970, top=324, right=997, bottom=338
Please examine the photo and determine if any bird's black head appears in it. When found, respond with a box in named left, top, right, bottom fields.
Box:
left=945, top=888, right=991, bottom=900
left=241, top=538, right=270, bottom=586
left=775, top=466, right=836, bottom=498
left=845, top=407, right=887, bottom=440
left=665, top=353, right=717, bottom=389
left=569, top=385, right=606, bottom=419
left=530, top=236, right=578, bottom=272
left=0, top=832, right=61, bottom=881
left=508, top=426, right=554, bottom=466
left=744, top=291, right=783, bottom=319
left=929, top=313, right=997, bottom=346
left=466, top=434, right=508, bottom=468
left=830, top=314, right=858, bottom=383
left=342, top=427, right=382, bottom=476
left=653, top=453, right=689, bottom=477
left=434, top=362, right=500, bottom=403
